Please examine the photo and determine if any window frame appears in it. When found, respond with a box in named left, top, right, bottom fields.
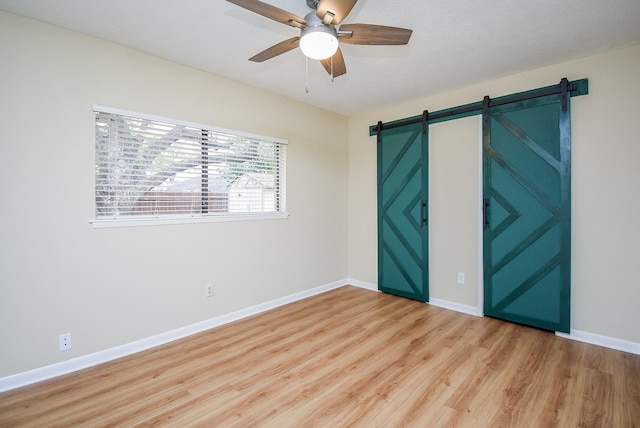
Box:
left=92, top=105, right=289, bottom=229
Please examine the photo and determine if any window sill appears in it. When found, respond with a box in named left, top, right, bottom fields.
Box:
left=91, top=212, right=290, bottom=229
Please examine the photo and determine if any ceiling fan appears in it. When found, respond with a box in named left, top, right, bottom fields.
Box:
left=227, top=0, right=413, bottom=78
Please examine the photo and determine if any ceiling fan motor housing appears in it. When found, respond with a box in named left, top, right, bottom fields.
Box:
left=306, top=0, right=320, bottom=10
left=302, top=11, right=337, bottom=34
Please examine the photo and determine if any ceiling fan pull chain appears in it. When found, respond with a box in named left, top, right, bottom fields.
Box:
left=305, top=56, right=310, bottom=93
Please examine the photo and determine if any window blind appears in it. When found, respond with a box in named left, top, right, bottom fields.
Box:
left=94, top=107, right=287, bottom=225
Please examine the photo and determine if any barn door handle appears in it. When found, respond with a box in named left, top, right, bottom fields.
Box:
left=483, top=198, right=489, bottom=230
left=420, top=200, right=427, bottom=226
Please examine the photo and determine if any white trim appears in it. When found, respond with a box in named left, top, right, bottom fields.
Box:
left=429, top=297, right=481, bottom=317
left=0, top=279, right=347, bottom=393
left=556, top=329, right=640, bottom=355
left=346, top=279, right=379, bottom=292
left=5, top=279, right=636, bottom=392
left=92, top=106, right=289, bottom=228
left=346, top=280, right=482, bottom=317
left=91, top=212, right=290, bottom=229
left=93, top=104, right=289, bottom=145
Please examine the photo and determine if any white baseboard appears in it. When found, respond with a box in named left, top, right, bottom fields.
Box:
left=353, top=282, right=640, bottom=355
left=346, top=280, right=481, bottom=317
left=556, top=329, right=640, bottom=355
left=428, top=297, right=481, bottom=317
left=347, top=280, right=481, bottom=318
left=0, top=279, right=349, bottom=393
left=345, top=278, right=379, bottom=292
left=4, top=279, right=637, bottom=392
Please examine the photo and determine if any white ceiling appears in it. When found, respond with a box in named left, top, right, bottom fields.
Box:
left=2, top=0, right=640, bottom=116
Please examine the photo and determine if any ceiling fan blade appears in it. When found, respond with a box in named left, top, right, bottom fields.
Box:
left=319, top=47, right=347, bottom=77
left=338, top=24, right=413, bottom=45
left=227, top=0, right=306, bottom=28
left=316, top=0, right=357, bottom=25
left=249, top=37, right=300, bottom=62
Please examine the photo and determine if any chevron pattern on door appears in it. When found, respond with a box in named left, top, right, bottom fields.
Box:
left=483, top=94, right=571, bottom=333
left=378, top=122, right=428, bottom=302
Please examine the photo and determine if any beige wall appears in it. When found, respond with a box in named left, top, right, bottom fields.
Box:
left=348, top=44, right=640, bottom=344
left=1, top=9, right=639, bottom=381
left=0, top=11, right=348, bottom=377
left=428, top=117, right=481, bottom=309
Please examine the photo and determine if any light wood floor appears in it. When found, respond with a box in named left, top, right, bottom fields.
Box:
left=1, top=286, right=639, bottom=427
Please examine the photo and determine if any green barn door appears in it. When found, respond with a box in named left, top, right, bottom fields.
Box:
left=377, top=122, right=429, bottom=302
left=483, top=92, right=571, bottom=333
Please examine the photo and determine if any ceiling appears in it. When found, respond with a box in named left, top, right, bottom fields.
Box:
left=1, top=0, right=640, bottom=116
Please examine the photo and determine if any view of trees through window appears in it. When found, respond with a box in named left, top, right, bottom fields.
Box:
left=95, top=110, right=286, bottom=220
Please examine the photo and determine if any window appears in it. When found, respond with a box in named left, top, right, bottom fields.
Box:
left=93, top=106, right=287, bottom=227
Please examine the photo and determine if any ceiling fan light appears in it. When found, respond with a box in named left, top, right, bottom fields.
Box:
left=299, top=29, right=338, bottom=60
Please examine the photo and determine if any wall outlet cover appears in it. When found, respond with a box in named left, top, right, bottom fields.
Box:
left=59, top=333, right=72, bottom=351
left=205, top=284, right=214, bottom=297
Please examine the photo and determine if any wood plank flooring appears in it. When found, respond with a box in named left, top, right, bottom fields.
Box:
left=1, top=286, right=639, bottom=427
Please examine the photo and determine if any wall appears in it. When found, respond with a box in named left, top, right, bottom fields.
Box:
left=428, top=117, right=481, bottom=310
left=1, top=10, right=638, bottom=384
left=0, top=11, right=348, bottom=378
left=348, top=44, right=640, bottom=344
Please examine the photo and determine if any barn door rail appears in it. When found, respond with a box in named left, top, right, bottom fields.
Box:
left=370, top=78, right=588, bottom=136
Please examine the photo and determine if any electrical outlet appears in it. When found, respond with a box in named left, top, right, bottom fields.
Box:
left=205, top=284, right=214, bottom=297
left=457, top=272, right=465, bottom=285
left=59, top=333, right=72, bottom=351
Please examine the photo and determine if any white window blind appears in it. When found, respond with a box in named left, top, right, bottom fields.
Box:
left=94, top=106, right=287, bottom=227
